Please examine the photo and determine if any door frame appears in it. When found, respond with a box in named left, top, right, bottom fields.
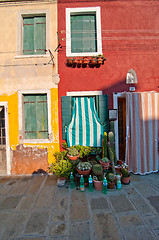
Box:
left=0, top=102, right=10, bottom=175
left=113, top=92, right=126, bottom=161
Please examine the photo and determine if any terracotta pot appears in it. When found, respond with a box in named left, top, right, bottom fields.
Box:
left=115, top=166, right=123, bottom=173
left=90, top=58, right=96, bottom=65
left=76, top=168, right=92, bottom=176
left=67, top=58, right=73, bottom=65
left=93, top=179, right=103, bottom=191
left=59, top=176, right=67, bottom=180
left=67, top=154, right=80, bottom=161
left=97, top=58, right=103, bottom=64
left=78, top=59, right=82, bottom=65
left=82, top=57, right=88, bottom=64
left=121, top=176, right=130, bottom=184
left=108, top=181, right=116, bottom=189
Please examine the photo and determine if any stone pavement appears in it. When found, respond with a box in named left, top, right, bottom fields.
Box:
left=0, top=172, right=159, bottom=240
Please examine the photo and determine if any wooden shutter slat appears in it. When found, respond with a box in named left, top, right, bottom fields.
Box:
left=23, top=17, right=34, bottom=55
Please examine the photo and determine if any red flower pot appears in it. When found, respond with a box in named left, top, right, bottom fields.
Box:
left=108, top=181, right=116, bottom=189
left=93, top=179, right=103, bottom=191
left=76, top=168, right=92, bottom=176
left=67, top=154, right=80, bottom=161
left=121, top=176, right=130, bottom=184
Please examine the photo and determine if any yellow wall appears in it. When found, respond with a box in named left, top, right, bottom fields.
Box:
left=0, top=1, right=59, bottom=173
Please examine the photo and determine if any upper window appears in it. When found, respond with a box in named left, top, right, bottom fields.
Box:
left=23, top=15, right=46, bottom=55
left=66, top=7, right=102, bottom=57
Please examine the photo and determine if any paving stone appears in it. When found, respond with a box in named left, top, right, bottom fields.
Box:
left=145, top=215, right=159, bottom=234
left=0, top=196, right=22, bottom=210
left=9, top=181, right=32, bottom=195
left=118, top=213, right=144, bottom=227
left=1, top=212, right=28, bottom=240
left=90, top=197, right=109, bottom=211
left=131, top=195, right=155, bottom=216
left=17, top=237, right=47, bottom=240
left=18, top=194, right=36, bottom=210
left=69, top=221, right=90, bottom=240
left=0, top=181, right=17, bottom=195
left=124, top=185, right=139, bottom=197
left=109, top=194, right=135, bottom=213
left=132, top=182, right=157, bottom=196
left=35, top=186, right=56, bottom=208
left=147, top=196, right=159, bottom=214
left=70, top=191, right=89, bottom=221
left=93, top=212, right=121, bottom=240
left=122, top=225, right=156, bottom=240
left=0, top=211, right=12, bottom=231
left=49, top=222, right=67, bottom=237
left=24, top=210, right=50, bottom=234
left=129, top=174, right=142, bottom=182
left=55, top=195, right=69, bottom=211
left=45, top=175, right=57, bottom=186
left=21, top=175, right=34, bottom=181
left=27, top=176, right=45, bottom=194
left=51, top=211, right=66, bottom=222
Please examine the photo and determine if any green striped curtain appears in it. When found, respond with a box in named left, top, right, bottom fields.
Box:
left=23, top=16, right=46, bottom=55
left=24, top=94, right=48, bottom=139
left=71, top=14, right=97, bottom=53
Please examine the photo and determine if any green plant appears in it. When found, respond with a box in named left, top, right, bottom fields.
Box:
left=48, top=159, right=73, bottom=178
left=100, top=157, right=109, bottom=163
left=107, top=173, right=115, bottom=182
left=92, top=164, right=103, bottom=176
left=74, top=145, right=91, bottom=158
left=77, top=162, right=92, bottom=171
left=102, top=132, right=108, bottom=158
left=121, top=168, right=130, bottom=178
left=53, top=151, right=68, bottom=161
left=108, top=131, right=117, bottom=165
left=61, top=142, right=68, bottom=150
left=68, top=147, right=79, bottom=156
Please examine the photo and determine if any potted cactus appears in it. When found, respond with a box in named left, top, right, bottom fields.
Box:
left=92, top=164, right=103, bottom=191
left=121, top=168, right=130, bottom=184
left=76, top=162, right=92, bottom=175
left=67, top=147, right=79, bottom=161
left=107, top=173, right=116, bottom=189
left=99, top=157, right=110, bottom=170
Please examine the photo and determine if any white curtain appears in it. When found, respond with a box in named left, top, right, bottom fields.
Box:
left=125, top=92, right=159, bottom=174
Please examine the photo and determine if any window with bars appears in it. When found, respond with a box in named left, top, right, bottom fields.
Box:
left=23, top=15, right=46, bottom=55
left=0, top=107, right=5, bottom=145
left=23, top=94, right=48, bottom=139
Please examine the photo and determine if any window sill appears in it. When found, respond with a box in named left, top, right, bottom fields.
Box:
left=20, top=139, right=52, bottom=144
left=66, top=51, right=103, bottom=57
left=15, top=54, right=50, bottom=59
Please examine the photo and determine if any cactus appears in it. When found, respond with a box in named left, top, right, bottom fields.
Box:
left=108, top=143, right=116, bottom=175
left=92, top=164, right=103, bottom=176
left=102, top=132, right=107, bottom=158
left=108, top=132, right=117, bottom=165
left=68, top=147, right=79, bottom=156
left=107, top=173, right=115, bottom=182
left=121, top=168, right=130, bottom=178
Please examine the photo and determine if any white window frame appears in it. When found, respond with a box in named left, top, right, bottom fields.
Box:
left=67, top=91, right=102, bottom=96
left=66, top=7, right=102, bottom=57
left=16, top=9, right=50, bottom=58
left=18, top=89, right=52, bottom=143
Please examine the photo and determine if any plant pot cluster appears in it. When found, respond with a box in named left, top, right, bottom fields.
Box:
left=66, top=55, right=106, bottom=68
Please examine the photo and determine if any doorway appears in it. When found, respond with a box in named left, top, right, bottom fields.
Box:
left=0, top=103, right=10, bottom=175
left=118, top=98, right=126, bottom=161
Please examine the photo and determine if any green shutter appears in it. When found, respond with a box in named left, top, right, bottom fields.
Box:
left=96, top=95, right=109, bottom=134
left=61, top=96, right=72, bottom=139
left=71, top=14, right=97, bottom=53
left=36, top=94, right=48, bottom=139
left=23, top=17, right=34, bottom=55
left=24, top=94, right=48, bottom=139
left=23, top=16, right=46, bottom=55
left=24, top=95, right=37, bottom=139
left=34, top=16, right=46, bottom=55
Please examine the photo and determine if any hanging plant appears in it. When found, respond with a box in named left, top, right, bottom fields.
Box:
left=90, top=56, right=97, bottom=66
left=67, top=58, right=73, bottom=66
left=82, top=57, right=88, bottom=65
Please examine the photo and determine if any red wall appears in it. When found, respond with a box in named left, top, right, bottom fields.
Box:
left=58, top=0, right=159, bottom=144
